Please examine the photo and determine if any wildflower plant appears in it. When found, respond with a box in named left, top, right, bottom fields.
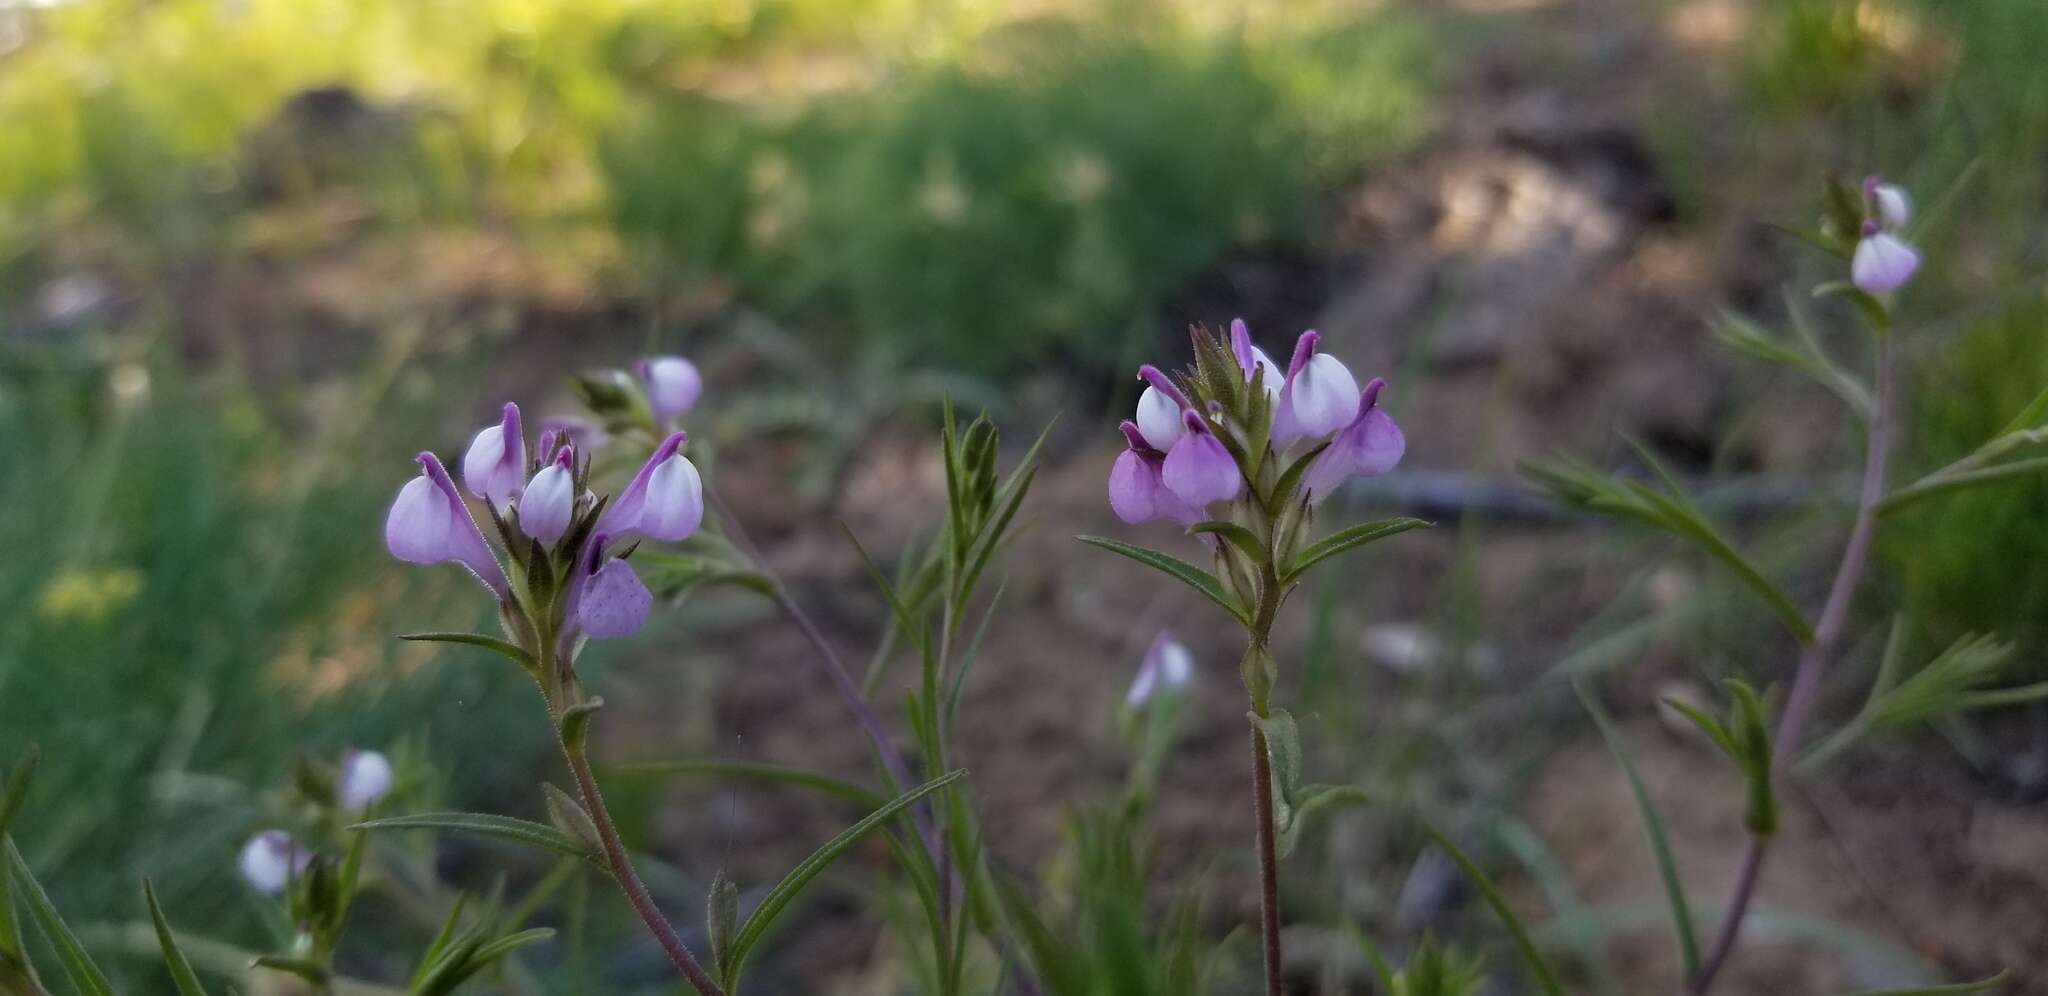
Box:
left=1531, top=172, right=2046, bottom=994
left=1082, top=318, right=1424, bottom=995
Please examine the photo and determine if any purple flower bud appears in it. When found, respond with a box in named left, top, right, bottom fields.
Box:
left=597, top=432, right=703, bottom=542
left=1229, top=318, right=1282, bottom=404
left=580, top=556, right=653, bottom=639
left=1162, top=410, right=1242, bottom=507
left=519, top=459, right=575, bottom=547
left=1134, top=365, right=1191, bottom=451
left=386, top=453, right=509, bottom=596
left=239, top=831, right=312, bottom=895
left=1273, top=331, right=1361, bottom=446
left=461, top=403, right=527, bottom=511
left=1852, top=229, right=1920, bottom=294
left=337, top=750, right=395, bottom=811
left=1866, top=177, right=1911, bottom=230
left=1302, top=379, right=1406, bottom=504
left=640, top=356, right=704, bottom=423
left=1127, top=631, right=1194, bottom=707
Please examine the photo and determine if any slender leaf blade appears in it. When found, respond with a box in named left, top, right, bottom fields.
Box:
left=349, top=813, right=599, bottom=865
left=727, top=770, right=968, bottom=978
left=1283, top=518, right=1431, bottom=581
left=143, top=880, right=209, bottom=996
left=1576, top=683, right=1700, bottom=977
left=1420, top=823, right=1567, bottom=996
left=399, top=632, right=538, bottom=671
left=5, top=840, right=113, bottom=996
left=1076, top=535, right=1248, bottom=625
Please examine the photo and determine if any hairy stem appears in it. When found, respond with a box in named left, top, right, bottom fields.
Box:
left=1689, top=335, right=1894, bottom=995
left=1249, top=719, right=1285, bottom=996
left=562, top=739, right=726, bottom=996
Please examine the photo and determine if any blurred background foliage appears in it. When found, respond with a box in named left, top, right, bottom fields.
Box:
left=4, top=0, right=2048, bottom=991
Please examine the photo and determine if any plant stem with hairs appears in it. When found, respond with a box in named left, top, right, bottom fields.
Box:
left=1688, top=335, right=1895, bottom=995
left=541, top=645, right=726, bottom=996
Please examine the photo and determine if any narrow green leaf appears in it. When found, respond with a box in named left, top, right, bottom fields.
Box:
left=1282, top=518, right=1431, bottom=582
left=399, top=633, right=537, bottom=672
left=1843, top=971, right=2008, bottom=996
left=5, top=840, right=113, bottom=996
left=726, top=770, right=968, bottom=980
left=143, top=880, right=209, bottom=996
left=1996, top=383, right=2048, bottom=437
left=1661, top=696, right=1739, bottom=759
left=411, top=895, right=468, bottom=989
left=464, top=927, right=555, bottom=970
left=1076, top=535, right=1249, bottom=625
left=1880, top=456, right=2048, bottom=517
left=1575, top=682, right=1700, bottom=977
left=249, top=955, right=327, bottom=986
left=1189, top=521, right=1266, bottom=562
left=1419, top=823, right=1566, bottom=996
left=349, top=813, right=600, bottom=866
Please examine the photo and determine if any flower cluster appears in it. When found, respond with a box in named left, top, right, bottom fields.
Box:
left=239, top=749, right=394, bottom=895
left=1850, top=176, right=1920, bottom=295
left=1109, top=319, right=1404, bottom=531
left=384, top=400, right=704, bottom=652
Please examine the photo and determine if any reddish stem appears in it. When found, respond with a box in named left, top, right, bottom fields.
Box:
left=1689, top=336, right=1894, bottom=995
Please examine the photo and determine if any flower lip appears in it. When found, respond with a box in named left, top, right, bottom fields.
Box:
left=462, top=403, right=527, bottom=511
left=579, top=555, right=654, bottom=639
left=1852, top=231, right=1921, bottom=294
left=387, top=452, right=509, bottom=596
left=1161, top=410, right=1243, bottom=507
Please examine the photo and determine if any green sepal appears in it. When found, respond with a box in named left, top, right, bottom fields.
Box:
left=542, top=784, right=604, bottom=858
left=707, top=870, right=739, bottom=985
left=1188, top=520, right=1266, bottom=563
left=558, top=698, right=604, bottom=754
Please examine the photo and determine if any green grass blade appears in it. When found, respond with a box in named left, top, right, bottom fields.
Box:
left=727, top=770, right=968, bottom=980
left=1419, top=823, right=1566, bottom=996
left=1845, top=971, right=2008, bottom=995
left=1574, top=682, right=1699, bottom=977
left=1076, top=535, right=1247, bottom=625
left=5, top=840, right=114, bottom=996
left=350, top=813, right=600, bottom=866
left=143, top=879, right=209, bottom=996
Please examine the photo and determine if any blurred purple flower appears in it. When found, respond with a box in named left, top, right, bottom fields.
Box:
left=639, top=356, right=704, bottom=424
left=1127, top=631, right=1194, bottom=707
left=238, top=831, right=312, bottom=895
left=1852, top=225, right=1920, bottom=294
left=1865, top=175, right=1911, bottom=231
left=462, top=403, right=527, bottom=511
left=385, top=452, right=508, bottom=596
left=338, top=749, right=395, bottom=811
